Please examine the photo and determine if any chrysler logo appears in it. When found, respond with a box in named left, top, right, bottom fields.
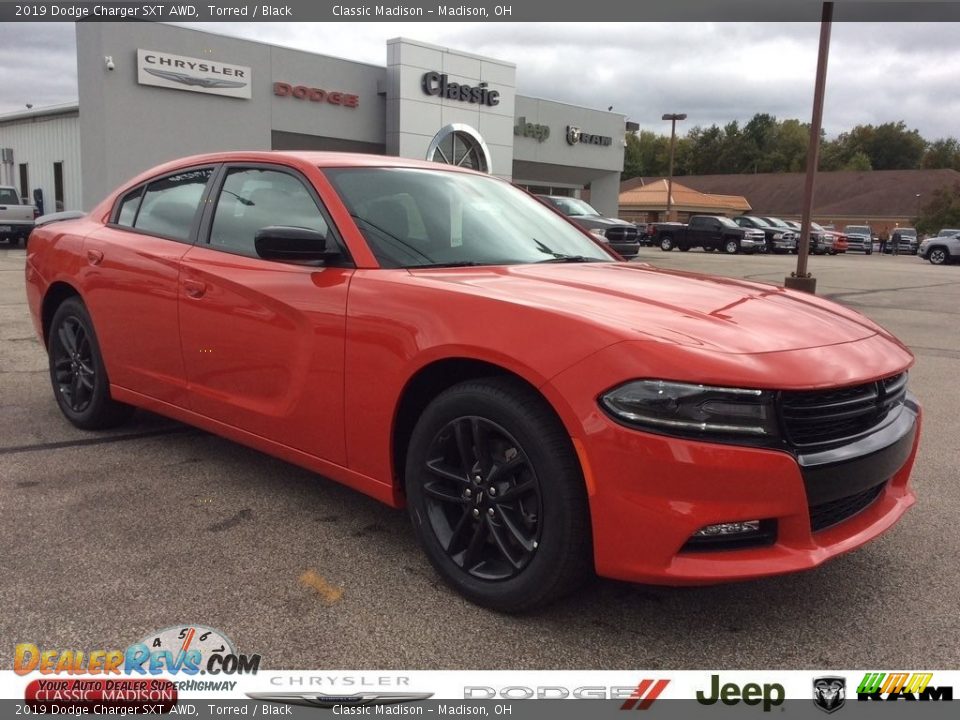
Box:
left=144, top=68, right=247, bottom=89
left=246, top=692, right=434, bottom=709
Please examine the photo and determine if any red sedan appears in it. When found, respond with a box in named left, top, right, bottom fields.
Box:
left=25, top=152, right=921, bottom=611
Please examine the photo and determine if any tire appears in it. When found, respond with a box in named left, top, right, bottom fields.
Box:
left=866, top=250, right=873, bottom=256
left=47, top=297, right=134, bottom=430
left=724, top=239, right=739, bottom=254
left=929, top=247, right=948, bottom=265
left=404, top=377, right=592, bottom=612
left=659, top=236, right=674, bottom=252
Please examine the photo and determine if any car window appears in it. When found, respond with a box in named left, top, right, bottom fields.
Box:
left=115, top=187, right=143, bottom=227
left=208, top=167, right=329, bottom=258
left=134, top=168, right=214, bottom=241
left=0, top=188, right=20, bottom=204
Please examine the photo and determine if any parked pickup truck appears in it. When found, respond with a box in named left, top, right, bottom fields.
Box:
left=651, top=215, right=766, bottom=254
left=0, top=186, right=36, bottom=246
left=535, top=195, right=641, bottom=258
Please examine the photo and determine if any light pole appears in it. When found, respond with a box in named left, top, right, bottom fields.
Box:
left=786, top=1, right=833, bottom=294
left=662, top=113, right=686, bottom=221
left=915, top=193, right=922, bottom=220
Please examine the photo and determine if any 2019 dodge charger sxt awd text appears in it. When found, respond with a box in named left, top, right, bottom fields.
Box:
left=26, top=152, right=921, bottom=611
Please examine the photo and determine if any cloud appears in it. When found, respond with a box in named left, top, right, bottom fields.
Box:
left=2, top=21, right=959, bottom=141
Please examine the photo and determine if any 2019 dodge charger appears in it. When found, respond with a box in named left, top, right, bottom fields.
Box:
left=25, top=152, right=921, bottom=611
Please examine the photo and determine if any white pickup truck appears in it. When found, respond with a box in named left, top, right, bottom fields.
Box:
left=0, top=186, right=36, bottom=246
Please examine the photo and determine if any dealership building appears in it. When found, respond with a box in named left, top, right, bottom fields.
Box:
left=0, top=23, right=627, bottom=217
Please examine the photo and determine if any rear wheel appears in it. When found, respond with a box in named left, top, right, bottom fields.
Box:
left=659, top=236, right=675, bottom=252
left=48, top=297, right=134, bottom=430
left=405, top=378, right=592, bottom=612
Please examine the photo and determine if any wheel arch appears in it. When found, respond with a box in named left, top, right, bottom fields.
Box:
left=391, top=357, right=583, bottom=494
left=41, top=281, right=83, bottom=348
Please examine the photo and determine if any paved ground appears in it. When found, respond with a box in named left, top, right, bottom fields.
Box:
left=1, top=244, right=958, bottom=670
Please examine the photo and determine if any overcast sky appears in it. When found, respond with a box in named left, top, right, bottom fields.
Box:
left=2, top=21, right=958, bottom=140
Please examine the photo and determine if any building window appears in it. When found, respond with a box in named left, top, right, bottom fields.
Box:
left=54, top=162, right=64, bottom=211
left=426, top=124, right=492, bottom=174
left=18, top=164, right=28, bottom=203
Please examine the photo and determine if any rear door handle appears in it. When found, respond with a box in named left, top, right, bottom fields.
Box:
left=183, top=279, right=207, bottom=298
left=87, top=249, right=104, bottom=265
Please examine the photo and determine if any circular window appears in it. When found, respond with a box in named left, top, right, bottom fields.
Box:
left=426, top=124, right=492, bottom=174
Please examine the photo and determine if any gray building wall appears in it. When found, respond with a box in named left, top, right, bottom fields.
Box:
left=386, top=38, right=516, bottom=180
left=77, top=23, right=385, bottom=209
left=512, top=96, right=625, bottom=217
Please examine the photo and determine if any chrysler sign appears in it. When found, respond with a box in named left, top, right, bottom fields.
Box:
left=137, top=49, right=252, bottom=99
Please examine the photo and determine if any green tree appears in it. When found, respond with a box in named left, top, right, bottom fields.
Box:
left=916, top=182, right=960, bottom=235
left=867, top=121, right=926, bottom=170
left=922, top=138, right=960, bottom=170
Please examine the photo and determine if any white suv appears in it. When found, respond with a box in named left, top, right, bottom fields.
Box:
left=919, top=233, right=960, bottom=265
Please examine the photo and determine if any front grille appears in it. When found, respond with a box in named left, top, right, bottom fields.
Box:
left=605, top=226, right=639, bottom=243
left=809, top=482, right=886, bottom=532
left=779, top=372, right=907, bottom=449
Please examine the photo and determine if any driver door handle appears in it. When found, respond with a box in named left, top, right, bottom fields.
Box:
left=183, top=279, right=207, bottom=298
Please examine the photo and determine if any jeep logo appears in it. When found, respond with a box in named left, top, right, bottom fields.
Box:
left=514, top=117, right=550, bottom=142
left=697, top=675, right=785, bottom=712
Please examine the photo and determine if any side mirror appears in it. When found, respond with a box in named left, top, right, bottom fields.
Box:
left=254, top=226, right=338, bottom=264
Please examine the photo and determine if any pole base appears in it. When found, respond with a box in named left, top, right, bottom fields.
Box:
left=784, top=275, right=817, bottom=294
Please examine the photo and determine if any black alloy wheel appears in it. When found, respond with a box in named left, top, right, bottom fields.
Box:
left=48, top=297, right=134, bottom=429
left=51, top=314, right=96, bottom=414
left=405, top=377, right=592, bottom=612
left=420, top=416, right=542, bottom=581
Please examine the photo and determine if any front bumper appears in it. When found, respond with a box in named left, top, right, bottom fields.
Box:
left=547, top=359, right=921, bottom=584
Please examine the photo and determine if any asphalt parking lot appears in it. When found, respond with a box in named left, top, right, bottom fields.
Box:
left=2, top=244, right=958, bottom=670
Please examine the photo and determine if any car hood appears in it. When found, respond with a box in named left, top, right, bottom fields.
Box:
left=409, top=263, right=886, bottom=355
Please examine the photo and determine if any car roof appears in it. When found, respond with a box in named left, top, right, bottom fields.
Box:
left=146, top=150, right=481, bottom=173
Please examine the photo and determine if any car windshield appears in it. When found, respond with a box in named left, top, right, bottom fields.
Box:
left=740, top=216, right=770, bottom=227
left=846, top=226, right=870, bottom=234
left=898, top=228, right=916, bottom=236
left=717, top=217, right=739, bottom=229
left=324, top=167, right=613, bottom=268
left=542, top=196, right=601, bottom=217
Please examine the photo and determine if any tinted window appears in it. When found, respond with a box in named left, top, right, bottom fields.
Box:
left=134, top=168, right=213, bottom=241
left=115, top=187, right=143, bottom=227
left=0, top=188, right=19, bottom=204
left=208, top=167, right=329, bottom=258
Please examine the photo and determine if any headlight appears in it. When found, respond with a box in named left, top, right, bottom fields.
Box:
left=600, top=380, right=779, bottom=439
left=773, top=232, right=783, bottom=240
left=590, top=228, right=607, bottom=238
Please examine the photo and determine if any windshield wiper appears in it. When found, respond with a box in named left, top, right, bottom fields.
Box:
left=535, top=255, right=601, bottom=264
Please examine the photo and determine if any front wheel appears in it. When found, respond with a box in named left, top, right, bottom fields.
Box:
left=48, top=297, right=134, bottom=430
left=405, top=378, right=592, bottom=612
left=659, top=236, right=675, bottom=251
left=929, top=248, right=948, bottom=265
left=724, top=239, right=739, bottom=254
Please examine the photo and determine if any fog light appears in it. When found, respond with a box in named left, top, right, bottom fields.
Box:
left=681, top=519, right=777, bottom=552
left=694, top=520, right=761, bottom=537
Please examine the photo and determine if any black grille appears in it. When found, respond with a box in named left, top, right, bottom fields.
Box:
left=809, top=482, right=885, bottom=532
left=605, top=226, right=639, bottom=243
left=779, top=372, right=907, bottom=449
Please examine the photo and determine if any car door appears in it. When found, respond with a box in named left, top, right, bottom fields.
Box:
left=178, top=163, right=353, bottom=465
left=81, top=166, right=216, bottom=407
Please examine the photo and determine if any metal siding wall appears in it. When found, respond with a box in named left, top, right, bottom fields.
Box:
left=0, top=114, right=82, bottom=212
